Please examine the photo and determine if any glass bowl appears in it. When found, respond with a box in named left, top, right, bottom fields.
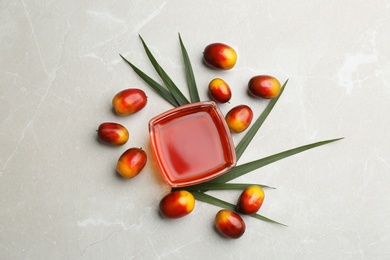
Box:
left=149, top=101, right=236, bottom=187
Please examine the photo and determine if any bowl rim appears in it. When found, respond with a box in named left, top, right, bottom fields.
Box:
left=148, top=101, right=237, bottom=187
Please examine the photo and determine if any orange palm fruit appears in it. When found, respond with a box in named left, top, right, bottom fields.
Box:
left=159, top=190, right=195, bottom=218
left=112, top=88, right=147, bottom=116
left=116, top=148, right=147, bottom=179
left=215, top=209, right=246, bottom=239
left=203, top=43, right=237, bottom=70
left=97, top=122, right=129, bottom=146
left=225, top=105, right=253, bottom=133
left=237, top=185, right=265, bottom=215
left=208, top=78, right=232, bottom=103
left=248, top=75, right=281, bottom=99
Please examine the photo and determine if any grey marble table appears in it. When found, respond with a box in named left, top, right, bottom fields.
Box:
left=1, top=0, right=389, bottom=259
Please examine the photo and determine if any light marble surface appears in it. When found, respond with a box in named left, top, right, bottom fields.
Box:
left=1, top=0, right=390, bottom=259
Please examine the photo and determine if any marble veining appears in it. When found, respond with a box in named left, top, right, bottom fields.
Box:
left=1, top=0, right=390, bottom=259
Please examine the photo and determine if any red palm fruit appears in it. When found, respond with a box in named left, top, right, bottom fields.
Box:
left=112, top=88, right=147, bottom=116
left=97, top=122, right=129, bottom=146
left=248, top=75, right=281, bottom=99
left=215, top=209, right=246, bottom=239
left=203, top=43, right=237, bottom=70
left=116, top=148, right=147, bottom=179
left=208, top=78, right=232, bottom=103
left=237, top=185, right=265, bottom=215
left=159, top=190, right=195, bottom=218
left=225, top=105, right=253, bottom=133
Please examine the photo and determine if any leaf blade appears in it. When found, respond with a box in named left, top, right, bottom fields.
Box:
left=235, top=79, right=288, bottom=161
left=139, top=35, right=190, bottom=106
left=191, top=191, right=286, bottom=226
left=178, top=34, right=200, bottom=103
left=212, top=137, right=344, bottom=184
left=172, top=183, right=275, bottom=192
left=119, top=54, right=179, bottom=107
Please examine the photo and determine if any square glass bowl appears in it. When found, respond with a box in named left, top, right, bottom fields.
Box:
left=149, top=101, right=236, bottom=187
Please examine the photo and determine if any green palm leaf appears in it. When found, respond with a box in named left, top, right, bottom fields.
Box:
left=139, top=35, right=190, bottom=106
left=179, top=34, right=200, bottom=103
left=119, top=54, right=179, bottom=107
left=191, top=191, right=286, bottom=226
left=211, top=138, right=343, bottom=184
left=235, top=79, right=288, bottom=161
left=173, top=183, right=274, bottom=192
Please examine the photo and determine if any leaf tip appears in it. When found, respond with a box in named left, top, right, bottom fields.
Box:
left=282, top=78, right=289, bottom=87
left=331, top=137, right=345, bottom=142
left=178, top=33, right=184, bottom=45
